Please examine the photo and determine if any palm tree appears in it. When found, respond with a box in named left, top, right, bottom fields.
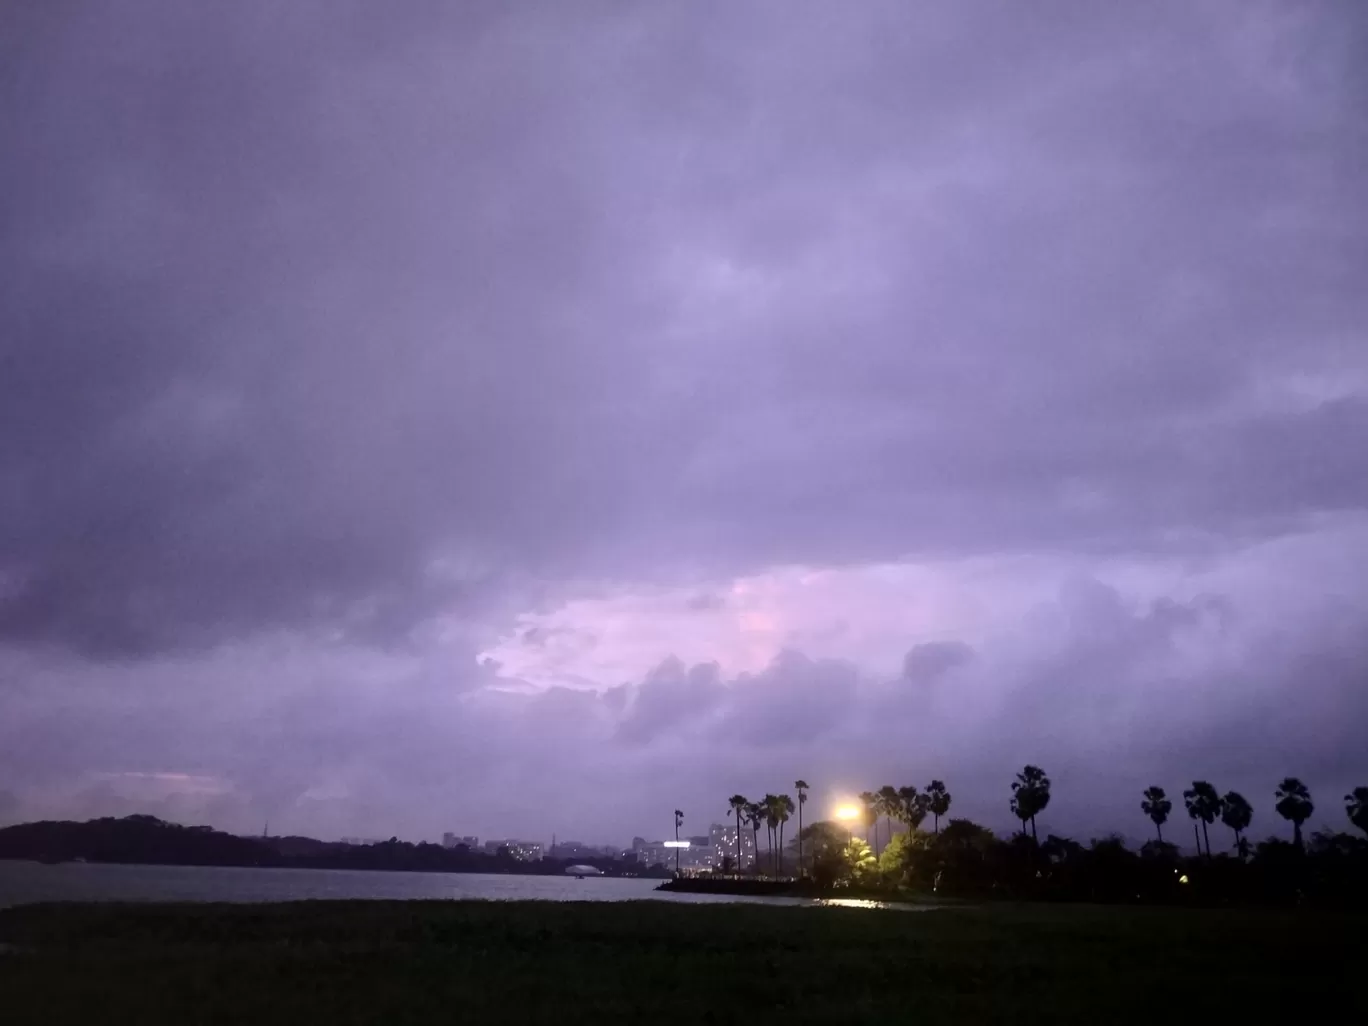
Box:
left=897, top=785, right=927, bottom=837
left=746, top=801, right=766, bottom=875
left=728, top=795, right=749, bottom=872
left=1274, top=777, right=1314, bottom=849
left=858, top=791, right=880, bottom=857
left=1141, top=786, right=1171, bottom=842
left=924, top=780, right=951, bottom=833
left=1220, top=792, right=1252, bottom=852
left=763, top=794, right=783, bottom=874
left=673, top=809, right=684, bottom=875
left=775, top=794, right=795, bottom=876
left=877, top=785, right=899, bottom=854
left=1346, top=787, right=1368, bottom=838
left=1009, top=765, right=1051, bottom=842
left=794, top=780, right=809, bottom=876
left=1183, top=781, right=1222, bottom=857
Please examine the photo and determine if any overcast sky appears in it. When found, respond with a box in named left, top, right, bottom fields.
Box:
left=2, top=1, right=1366, bottom=848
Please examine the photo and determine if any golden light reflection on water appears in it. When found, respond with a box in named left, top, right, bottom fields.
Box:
left=817, top=898, right=890, bottom=910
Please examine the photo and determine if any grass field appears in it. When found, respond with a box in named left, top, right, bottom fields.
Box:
left=0, top=900, right=1359, bottom=1024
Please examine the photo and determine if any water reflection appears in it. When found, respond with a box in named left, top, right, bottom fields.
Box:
left=818, top=898, right=890, bottom=910
left=0, top=862, right=940, bottom=911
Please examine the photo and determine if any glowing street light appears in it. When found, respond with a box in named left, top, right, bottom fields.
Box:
left=835, top=804, right=860, bottom=843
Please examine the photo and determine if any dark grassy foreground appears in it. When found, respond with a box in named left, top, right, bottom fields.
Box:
left=0, top=900, right=1360, bottom=1024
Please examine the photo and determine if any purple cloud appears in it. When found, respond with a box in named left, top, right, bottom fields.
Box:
left=1, top=1, right=1366, bottom=844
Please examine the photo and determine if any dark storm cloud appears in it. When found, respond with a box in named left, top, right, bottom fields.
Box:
left=2, top=2, right=1367, bottom=842
left=616, top=649, right=859, bottom=748
left=3, top=1, right=1365, bottom=656
left=902, top=642, right=974, bottom=685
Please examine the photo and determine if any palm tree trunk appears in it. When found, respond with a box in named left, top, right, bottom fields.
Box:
left=1155, top=821, right=1163, bottom=842
left=1030, top=816, right=1038, bottom=843
left=934, top=813, right=939, bottom=834
left=735, top=810, right=742, bottom=872
left=797, top=805, right=804, bottom=878
left=779, top=822, right=785, bottom=876
left=1201, top=820, right=1210, bottom=858
left=1293, top=822, right=1303, bottom=849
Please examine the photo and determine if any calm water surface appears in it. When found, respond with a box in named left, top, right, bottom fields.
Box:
left=0, top=861, right=922, bottom=910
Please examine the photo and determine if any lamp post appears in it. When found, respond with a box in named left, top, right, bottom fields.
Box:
left=674, top=809, right=684, bottom=875
left=835, top=804, right=860, bottom=845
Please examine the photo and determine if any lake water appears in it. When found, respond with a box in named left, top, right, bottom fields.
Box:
left=0, top=861, right=915, bottom=910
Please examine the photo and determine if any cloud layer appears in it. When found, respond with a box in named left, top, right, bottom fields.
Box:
left=2, top=1, right=1365, bottom=844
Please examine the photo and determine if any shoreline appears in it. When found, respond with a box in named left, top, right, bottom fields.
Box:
left=654, top=876, right=961, bottom=905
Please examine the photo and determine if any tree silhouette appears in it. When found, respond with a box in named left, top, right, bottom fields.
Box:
left=763, top=794, right=784, bottom=875
left=727, top=795, right=748, bottom=872
left=1274, top=777, right=1313, bottom=849
left=794, top=780, right=809, bottom=876
left=797, top=821, right=850, bottom=889
left=746, top=801, right=766, bottom=874
left=858, top=791, right=880, bottom=858
left=898, top=785, right=928, bottom=837
left=1009, top=765, right=1051, bottom=842
left=1220, top=792, right=1252, bottom=852
left=775, top=794, right=795, bottom=876
left=1346, top=787, right=1368, bottom=838
left=673, top=809, right=684, bottom=875
left=877, top=785, right=900, bottom=854
left=1183, top=781, right=1221, bottom=857
left=925, top=780, right=951, bottom=833
left=1141, top=786, right=1171, bottom=842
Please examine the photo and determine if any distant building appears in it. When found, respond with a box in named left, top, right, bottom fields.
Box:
left=442, top=833, right=479, bottom=849
left=483, top=839, right=543, bottom=861
left=550, top=840, right=617, bottom=860
left=636, top=833, right=720, bottom=874
left=709, top=822, right=757, bottom=870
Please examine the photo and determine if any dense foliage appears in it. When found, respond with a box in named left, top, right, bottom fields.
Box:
left=732, top=769, right=1368, bottom=907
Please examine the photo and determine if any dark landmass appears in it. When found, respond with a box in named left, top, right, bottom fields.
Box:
left=655, top=876, right=961, bottom=904
left=0, top=900, right=1358, bottom=1024
left=657, top=876, right=804, bottom=896
left=0, top=815, right=666, bottom=878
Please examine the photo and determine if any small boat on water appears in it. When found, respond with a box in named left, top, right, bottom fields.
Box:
left=564, top=864, right=603, bottom=879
